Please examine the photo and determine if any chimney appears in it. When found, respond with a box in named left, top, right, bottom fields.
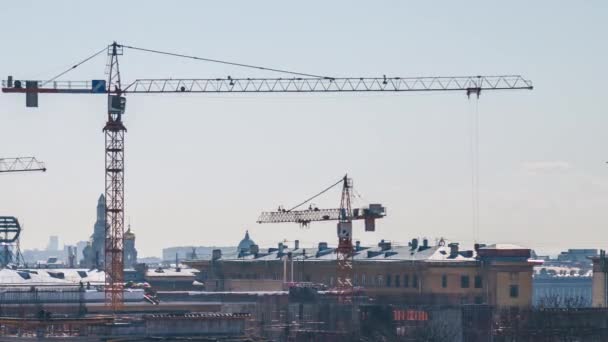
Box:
left=294, top=240, right=300, bottom=250
left=250, top=244, right=259, bottom=255
left=448, top=243, right=459, bottom=258
left=411, top=238, right=418, bottom=250
left=212, top=249, right=222, bottom=261
left=355, top=240, right=361, bottom=251
left=379, top=240, right=391, bottom=251
left=423, top=238, right=428, bottom=248
left=318, top=242, right=328, bottom=251
left=278, top=243, right=285, bottom=255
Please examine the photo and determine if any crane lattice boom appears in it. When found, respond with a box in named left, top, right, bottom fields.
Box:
left=2, top=75, right=533, bottom=95
left=257, top=205, right=386, bottom=226
left=0, top=157, right=46, bottom=173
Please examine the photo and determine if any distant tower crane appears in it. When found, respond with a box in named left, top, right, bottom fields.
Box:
left=1, top=42, right=533, bottom=310
left=0, top=157, right=45, bottom=267
left=257, top=174, right=386, bottom=299
left=0, top=157, right=46, bottom=173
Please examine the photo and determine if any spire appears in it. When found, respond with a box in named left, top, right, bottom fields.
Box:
left=98, top=194, right=105, bottom=205
left=244, top=230, right=250, bottom=240
left=124, top=223, right=135, bottom=239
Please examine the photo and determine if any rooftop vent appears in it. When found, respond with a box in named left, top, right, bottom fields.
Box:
left=318, top=242, right=328, bottom=251
left=378, top=239, right=392, bottom=251
left=212, top=249, right=222, bottom=261
left=411, top=238, right=419, bottom=251
left=448, top=243, right=459, bottom=258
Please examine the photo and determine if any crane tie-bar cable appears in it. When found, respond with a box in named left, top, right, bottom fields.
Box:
left=42, top=46, right=107, bottom=86
left=119, top=44, right=334, bottom=80
left=287, top=175, right=345, bottom=212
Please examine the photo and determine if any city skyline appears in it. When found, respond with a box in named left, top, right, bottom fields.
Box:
left=1, top=1, right=607, bottom=257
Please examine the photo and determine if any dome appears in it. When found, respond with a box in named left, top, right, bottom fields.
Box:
left=237, top=230, right=255, bottom=253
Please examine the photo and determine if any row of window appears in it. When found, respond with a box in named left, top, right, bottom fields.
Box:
left=351, top=274, right=419, bottom=288
left=441, top=274, right=483, bottom=289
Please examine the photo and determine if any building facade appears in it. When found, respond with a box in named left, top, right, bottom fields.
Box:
left=187, top=234, right=539, bottom=308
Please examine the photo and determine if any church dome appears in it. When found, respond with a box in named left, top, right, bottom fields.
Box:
left=237, top=230, right=255, bottom=253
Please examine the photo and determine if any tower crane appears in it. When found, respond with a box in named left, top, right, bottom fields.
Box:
left=0, top=158, right=43, bottom=267
left=0, top=157, right=46, bottom=173
left=1, top=42, right=533, bottom=310
left=257, top=174, right=386, bottom=299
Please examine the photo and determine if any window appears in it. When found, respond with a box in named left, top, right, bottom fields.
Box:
left=474, top=275, right=482, bottom=288
left=361, top=274, right=366, bottom=285
left=403, top=274, right=409, bottom=288
left=441, top=274, right=448, bottom=288
left=330, top=276, right=334, bottom=286
left=354, top=274, right=358, bottom=286
left=412, top=274, right=419, bottom=288
left=474, top=296, right=484, bottom=304
left=377, top=275, right=383, bottom=287
left=509, top=285, right=519, bottom=298
left=386, top=274, right=392, bottom=287
left=395, top=275, right=400, bottom=287
left=305, top=274, right=311, bottom=282
left=461, top=275, right=470, bottom=288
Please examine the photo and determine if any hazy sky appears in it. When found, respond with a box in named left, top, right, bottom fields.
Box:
left=1, top=1, right=607, bottom=257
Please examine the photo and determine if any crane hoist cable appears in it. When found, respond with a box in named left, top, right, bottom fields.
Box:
left=468, top=96, right=481, bottom=242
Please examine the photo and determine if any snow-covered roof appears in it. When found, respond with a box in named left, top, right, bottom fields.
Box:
left=480, top=243, right=527, bottom=250
left=146, top=267, right=198, bottom=278
left=0, top=268, right=107, bottom=287
left=217, top=242, right=478, bottom=264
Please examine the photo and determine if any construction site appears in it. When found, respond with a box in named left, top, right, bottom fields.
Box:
left=0, top=40, right=542, bottom=340
left=3, top=2, right=607, bottom=340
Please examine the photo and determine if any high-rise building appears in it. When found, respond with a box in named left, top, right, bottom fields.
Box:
left=82, top=194, right=106, bottom=268
left=47, top=236, right=59, bottom=251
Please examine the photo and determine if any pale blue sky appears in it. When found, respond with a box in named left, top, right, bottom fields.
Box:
left=1, top=1, right=607, bottom=257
